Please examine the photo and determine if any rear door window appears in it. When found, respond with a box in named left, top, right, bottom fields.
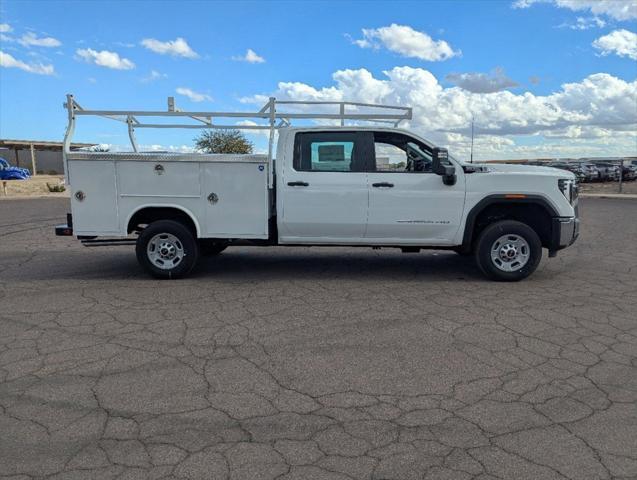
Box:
left=294, top=132, right=366, bottom=172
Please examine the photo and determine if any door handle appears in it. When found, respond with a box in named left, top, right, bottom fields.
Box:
left=372, top=182, right=394, bottom=188
left=287, top=181, right=309, bottom=187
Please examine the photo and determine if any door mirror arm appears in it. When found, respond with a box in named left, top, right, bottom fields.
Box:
left=432, top=147, right=457, bottom=186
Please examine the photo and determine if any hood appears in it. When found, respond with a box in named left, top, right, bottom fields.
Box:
left=473, top=163, right=575, bottom=179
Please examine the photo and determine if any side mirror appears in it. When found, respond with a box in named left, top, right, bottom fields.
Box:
left=432, top=147, right=456, bottom=185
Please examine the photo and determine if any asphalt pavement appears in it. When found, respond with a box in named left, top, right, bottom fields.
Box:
left=1, top=197, right=636, bottom=480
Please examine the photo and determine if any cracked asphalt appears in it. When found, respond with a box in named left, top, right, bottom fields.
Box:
left=0, top=197, right=636, bottom=480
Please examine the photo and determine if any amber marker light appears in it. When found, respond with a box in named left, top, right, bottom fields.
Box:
left=505, top=194, right=527, bottom=199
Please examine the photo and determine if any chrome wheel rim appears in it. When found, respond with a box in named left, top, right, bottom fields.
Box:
left=490, top=234, right=530, bottom=272
left=147, top=233, right=184, bottom=270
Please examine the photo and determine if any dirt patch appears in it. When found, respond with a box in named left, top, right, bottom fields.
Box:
left=1, top=175, right=68, bottom=198
left=579, top=181, right=637, bottom=195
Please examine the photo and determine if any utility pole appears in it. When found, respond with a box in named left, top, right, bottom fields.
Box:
left=470, top=114, right=475, bottom=163
left=30, top=143, right=37, bottom=176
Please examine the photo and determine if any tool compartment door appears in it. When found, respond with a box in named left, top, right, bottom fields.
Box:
left=202, top=162, right=269, bottom=238
left=117, top=161, right=200, bottom=197
left=69, top=160, right=119, bottom=235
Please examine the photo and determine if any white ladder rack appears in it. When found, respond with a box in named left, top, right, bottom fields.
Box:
left=62, top=94, right=413, bottom=186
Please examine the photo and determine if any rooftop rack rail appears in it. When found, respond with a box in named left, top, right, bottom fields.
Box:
left=62, top=94, right=413, bottom=186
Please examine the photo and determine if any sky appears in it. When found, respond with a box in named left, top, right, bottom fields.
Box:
left=0, top=0, right=636, bottom=161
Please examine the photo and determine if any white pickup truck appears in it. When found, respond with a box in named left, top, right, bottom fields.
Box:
left=55, top=95, right=579, bottom=281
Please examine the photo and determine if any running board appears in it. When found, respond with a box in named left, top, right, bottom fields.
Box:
left=81, top=238, right=136, bottom=247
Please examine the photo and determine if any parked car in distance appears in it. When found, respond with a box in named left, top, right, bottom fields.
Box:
left=506, top=159, right=634, bottom=183
left=606, top=164, right=621, bottom=181
left=548, top=162, right=587, bottom=182
left=577, top=163, right=601, bottom=182
left=618, top=163, right=637, bottom=181
left=0, top=157, right=31, bottom=180
left=589, top=161, right=618, bottom=182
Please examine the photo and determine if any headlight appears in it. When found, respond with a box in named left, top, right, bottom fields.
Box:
left=558, top=178, right=578, bottom=204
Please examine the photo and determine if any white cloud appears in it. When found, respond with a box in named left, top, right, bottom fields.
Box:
left=0, top=50, right=54, bottom=75
left=141, top=37, right=198, bottom=58
left=18, top=31, right=61, bottom=47
left=593, top=29, right=637, bottom=60
left=558, top=16, right=606, bottom=30
left=235, top=120, right=273, bottom=140
left=141, top=69, right=167, bottom=82
left=513, top=0, right=637, bottom=21
left=232, top=48, right=265, bottom=63
left=76, top=48, right=135, bottom=70
left=352, top=24, right=460, bottom=61
left=0, top=23, right=12, bottom=33
left=176, top=87, right=212, bottom=102
left=243, top=67, right=637, bottom=159
left=446, top=68, right=518, bottom=93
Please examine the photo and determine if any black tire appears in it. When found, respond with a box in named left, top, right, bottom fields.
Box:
left=136, top=220, right=199, bottom=279
left=199, top=240, right=228, bottom=257
left=475, top=220, right=542, bottom=281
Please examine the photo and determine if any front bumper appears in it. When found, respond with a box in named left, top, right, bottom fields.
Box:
left=549, top=214, right=579, bottom=255
left=556, top=217, right=579, bottom=247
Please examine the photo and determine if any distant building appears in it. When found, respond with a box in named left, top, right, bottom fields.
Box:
left=0, top=139, right=97, bottom=175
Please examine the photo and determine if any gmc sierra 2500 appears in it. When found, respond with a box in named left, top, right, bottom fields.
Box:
left=55, top=95, right=579, bottom=281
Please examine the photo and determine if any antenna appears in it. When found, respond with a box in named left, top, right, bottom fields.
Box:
left=470, top=114, right=475, bottom=163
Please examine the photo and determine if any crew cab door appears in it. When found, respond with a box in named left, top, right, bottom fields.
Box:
left=364, top=131, right=465, bottom=244
left=278, top=131, right=368, bottom=243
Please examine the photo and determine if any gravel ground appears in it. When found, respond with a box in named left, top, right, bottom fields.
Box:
left=579, top=181, right=637, bottom=195
left=0, top=175, right=67, bottom=197
left=0, top=197, right=636, bottom=480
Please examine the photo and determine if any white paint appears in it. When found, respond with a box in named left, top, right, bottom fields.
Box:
left=365, top=170, right=466, bottom=243
left=66, top=127, right=577, bottom=247
left=67, top=153, right=269, bottom=238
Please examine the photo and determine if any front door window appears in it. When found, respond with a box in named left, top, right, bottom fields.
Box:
left=371, top=132, right=433, bottom=173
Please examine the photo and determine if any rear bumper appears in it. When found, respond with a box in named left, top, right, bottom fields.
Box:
left=55, top=213, right=74, bottom=236
left=55, top=224, right=73, bottom=236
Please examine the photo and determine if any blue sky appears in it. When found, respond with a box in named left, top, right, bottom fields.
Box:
left=1, top=0, right=636, bottom=160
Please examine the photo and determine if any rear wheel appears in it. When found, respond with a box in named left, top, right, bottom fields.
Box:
left=475, top=220, right=542, bottom=281
left=136, top=220, right=199, bottom=279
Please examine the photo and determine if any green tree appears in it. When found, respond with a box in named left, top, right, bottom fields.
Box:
left=194, top=129, right=253, bottom=154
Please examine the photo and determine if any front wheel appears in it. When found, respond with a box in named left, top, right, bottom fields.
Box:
left=136, top=220, right=199, bottom=279
left=475, top=220, right=542, bottom=281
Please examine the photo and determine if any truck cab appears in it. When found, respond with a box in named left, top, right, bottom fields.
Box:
left=276, top=128, right=466, bottom=246
left=55, top=96, right=579, bottom=281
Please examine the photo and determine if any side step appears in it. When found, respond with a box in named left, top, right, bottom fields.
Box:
left=81, top=238, right=136, bottom=247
